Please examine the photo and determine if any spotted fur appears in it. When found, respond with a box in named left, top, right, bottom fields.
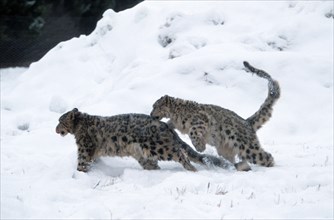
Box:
left=56, top=108, right=231, bottom=172
left=150, top=61, right=280, bottom=171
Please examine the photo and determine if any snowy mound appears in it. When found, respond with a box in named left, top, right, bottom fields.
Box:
left=1, top=1, right=333, bottom=219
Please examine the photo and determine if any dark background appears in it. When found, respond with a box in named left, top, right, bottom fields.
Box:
left=0, top=0, right=143, bottom=68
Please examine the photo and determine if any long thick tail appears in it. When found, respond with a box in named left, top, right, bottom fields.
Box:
left=243, top=61, right=280, bottom=131
left=181, top=143, right=233, bottom=169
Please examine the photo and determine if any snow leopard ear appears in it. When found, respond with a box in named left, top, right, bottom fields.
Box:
left=69, top=108, right=80, bottom=120
left=160, top=95, right=168, bottom=103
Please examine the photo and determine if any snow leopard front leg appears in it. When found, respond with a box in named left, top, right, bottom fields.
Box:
left=189, top=122, right=208, bottom=152
left=76, top=137, right=96, bottom=172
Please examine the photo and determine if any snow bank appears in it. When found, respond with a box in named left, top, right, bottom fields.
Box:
left=1, top=1, right=333, bottom=219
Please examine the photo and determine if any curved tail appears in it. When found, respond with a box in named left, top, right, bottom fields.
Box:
left=181, top=143, right=233, bottom=169
left=243, top=61, right=280, bottom=131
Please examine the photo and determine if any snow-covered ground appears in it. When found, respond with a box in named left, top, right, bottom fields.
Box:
left=1, top=1, right=333, bottom=219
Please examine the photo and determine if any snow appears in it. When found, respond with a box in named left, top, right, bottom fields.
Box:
left=1, top=1, right=333, bottom=219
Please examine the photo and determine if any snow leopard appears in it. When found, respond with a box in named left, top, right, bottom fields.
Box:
left=56, top=108, right=231, bottom=172
left=150, top=61, right=280, bottom=171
